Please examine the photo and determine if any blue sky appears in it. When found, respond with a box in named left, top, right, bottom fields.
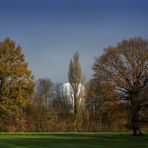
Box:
left=0, top=0, right=148, bottom=82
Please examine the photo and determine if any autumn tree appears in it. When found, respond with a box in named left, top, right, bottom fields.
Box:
left=68, top=52, right=84, bottom=130
left=85, top=75, right=119, bottom=131
left=93, top=37, right=148, bottom=135
left=53, top=83, right=72, bottom=114
left=52, top=83, right=74, bottom=130
left=0, top=38, right=34, bottom=131
left=33, top=78, right=52, bottom=131
left=36, top=78, right=52, bottom=109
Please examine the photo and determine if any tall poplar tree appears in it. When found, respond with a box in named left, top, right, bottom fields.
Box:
left=68, top=52, right=82, bottom=115
left=68, top=52, right=84, bottom=130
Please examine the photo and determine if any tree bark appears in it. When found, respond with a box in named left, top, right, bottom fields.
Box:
left=73, top=92, right=78, bottom=131
left=131, top=106, right=143, bottom=136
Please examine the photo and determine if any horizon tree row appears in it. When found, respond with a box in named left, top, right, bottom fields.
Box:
left=0, top=37, right=147, bottom=135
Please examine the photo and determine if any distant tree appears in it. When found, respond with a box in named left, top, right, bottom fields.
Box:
left=93, top=38, right=148, bottom=136
left=85, top=79, right=119, bottom=131
left=53, top=83, right=72, bottom=112
left=34, top=78, right=52, bottom=131
left=68, top=52, right=84, bottom=130
left=68, top=52, right=83, bottom=114
left=36, top=78, right=52, bottom=109
left=53, top=83, right=74, bottom=130
left=0, top=38, right=35, bottom=131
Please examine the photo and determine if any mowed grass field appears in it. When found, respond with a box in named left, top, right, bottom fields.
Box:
left=0, top=132, right=148, bottom=148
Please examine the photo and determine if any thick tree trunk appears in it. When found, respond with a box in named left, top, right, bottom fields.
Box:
left=131, top=107, right=143, bottom=136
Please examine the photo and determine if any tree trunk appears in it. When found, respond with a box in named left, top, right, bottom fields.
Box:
left=73, top=92, right=78, bottom=131
left=73, top=92, right=77, bottom=115
left=131, top=107, right=143, bottom=136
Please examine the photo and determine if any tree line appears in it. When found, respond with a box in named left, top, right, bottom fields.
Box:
left=0, top=37, right=147, bottom=136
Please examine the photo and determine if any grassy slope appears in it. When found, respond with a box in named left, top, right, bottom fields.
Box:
left=0, top=132, right=147, bottom=148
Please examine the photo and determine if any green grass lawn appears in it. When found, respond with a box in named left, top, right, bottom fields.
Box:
left=0, top=132, right=147, bottom=148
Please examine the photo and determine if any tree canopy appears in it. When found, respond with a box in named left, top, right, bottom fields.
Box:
left=0, top=38, right=35, bottom=130
left=93, top=37, right=148, bottom=135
